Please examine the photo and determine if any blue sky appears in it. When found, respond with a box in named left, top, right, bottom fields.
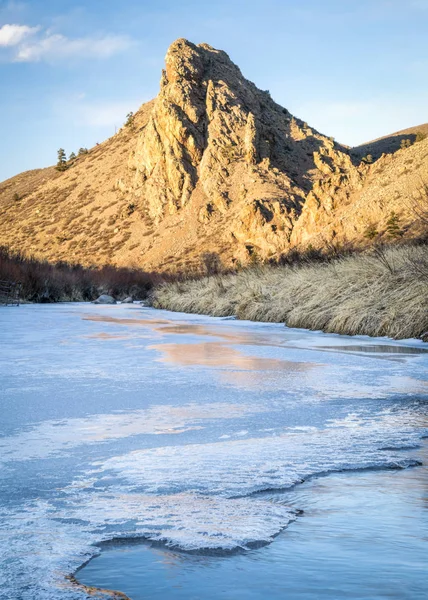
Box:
left=1, top=0, right=427, bottom=181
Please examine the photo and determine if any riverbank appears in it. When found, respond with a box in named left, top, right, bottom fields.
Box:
left=152, top=244, right=428, bottom=341
left=0, top=246, right=163, bottom=302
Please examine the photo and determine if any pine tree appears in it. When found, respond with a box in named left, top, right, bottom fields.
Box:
left=69, top=152, right=76, bottom=161
left=386, top=211, right=404, bottom=238
left=56, top=148, right=67, bottom=171
left=78, top=147, right=88, bottom=156
left=125, top=112, right=135, bottom=128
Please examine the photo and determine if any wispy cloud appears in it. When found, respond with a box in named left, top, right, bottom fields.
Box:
left=0, top=23, right=38, bottom=46
left=54, top=96, right=144, bottom=129
left=0, top=1, right=27, bottom=17
left=16, top=33, right=133, bottom=62
left=0, top=23, right=133, bottom=62
left=72, top=100, right=139, bottom=128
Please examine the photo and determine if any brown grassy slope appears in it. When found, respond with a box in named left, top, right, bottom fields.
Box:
left=0, top=166, right=61, bottom=200
left=0, top=101, right=154, bottom=268
left=352, top=123, right=428, bottom=160
left=0, top=95, right=247, bottom=273
left=152, top=244, right=428, bottom=341
left=0, top=39, right=427, bottom=274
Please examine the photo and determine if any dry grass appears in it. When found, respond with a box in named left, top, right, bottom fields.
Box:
left=152, top=244, right=428, bottom=340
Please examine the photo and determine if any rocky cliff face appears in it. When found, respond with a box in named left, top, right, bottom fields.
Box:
left=123, top=40, right=342, bottom=251
left=0, top=39, right=427, bottom=271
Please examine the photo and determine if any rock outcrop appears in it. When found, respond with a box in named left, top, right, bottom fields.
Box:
left=0, top=39, right=427, bottom=272
left=93, top=294, right=116, bottom=304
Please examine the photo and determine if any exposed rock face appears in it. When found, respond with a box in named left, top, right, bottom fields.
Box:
left=126, top=38, right=348, bottom=256
left=290, top=146, right=365, bottom=246
left=0, top=38, right=427, bottom=272
left=291, top=139, right=428, bottom=248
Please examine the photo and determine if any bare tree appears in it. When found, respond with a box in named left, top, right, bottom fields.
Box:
left=403, top=175, right=428, bottom=230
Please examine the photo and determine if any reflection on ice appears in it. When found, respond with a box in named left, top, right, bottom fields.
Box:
left=149, top=341, right=316, bottom=371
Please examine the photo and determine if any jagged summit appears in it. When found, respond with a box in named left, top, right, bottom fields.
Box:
left=0, top=39, right=427, bottom=271
left=164, top=38, right=240, bottom=84
left=126, top=38, right=346, bottom=247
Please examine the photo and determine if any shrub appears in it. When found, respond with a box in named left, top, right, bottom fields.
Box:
left=201, top=252, right=223, bottom=275
left=364, top=223, right=378, bottom=240
left=0, top=247, right=166, bottom=302
left=400, top=139, right=412, bottom=149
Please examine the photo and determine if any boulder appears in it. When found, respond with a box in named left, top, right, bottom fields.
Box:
left=93, top=294, right=116, bottom=304
left=121, top=297, right=134, bottom=303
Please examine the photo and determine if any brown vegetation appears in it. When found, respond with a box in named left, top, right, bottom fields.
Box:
left=0, top=247, right=163, bottom=302
left=152, top=243, right=428, bottom=341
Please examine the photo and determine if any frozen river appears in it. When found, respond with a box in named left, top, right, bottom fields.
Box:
left=0, top=303, right=427, bottom=599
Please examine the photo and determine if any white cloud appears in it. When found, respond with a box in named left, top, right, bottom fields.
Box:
left=0, top=23, right=133, bottom=62
left=74, top=100, right=139, bottom=128
left=0, top=23, right=38, bottom=46
left=15, top=32, right=133, bottom=62
left=54, top=96, right=144, bottom=129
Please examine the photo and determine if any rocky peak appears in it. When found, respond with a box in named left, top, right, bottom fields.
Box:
left=2, top=39, right=425, bottom=273
left=127, top=38, right=342, bottom=245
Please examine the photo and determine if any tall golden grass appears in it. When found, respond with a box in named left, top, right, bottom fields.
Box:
left=152, top=244, right=428, bottom=340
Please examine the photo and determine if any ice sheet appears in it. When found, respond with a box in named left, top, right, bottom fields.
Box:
left=0, top=303, right=427, bottom=599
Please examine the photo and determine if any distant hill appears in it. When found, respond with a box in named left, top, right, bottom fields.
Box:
left=0, top=39, right=427, bottom=272
left=352, top=123, right=428, bottom=160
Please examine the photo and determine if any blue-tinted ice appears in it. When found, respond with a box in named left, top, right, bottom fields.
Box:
left=0, top=303, right=427, bottom=599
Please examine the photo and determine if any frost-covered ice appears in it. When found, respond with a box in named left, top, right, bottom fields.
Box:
left=0, top=303, right=427, bottom=599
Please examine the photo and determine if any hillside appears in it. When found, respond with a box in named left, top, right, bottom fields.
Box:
left=1, top=38, right=427, bottom=272
left=352, top=123, right=428, bottom=160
